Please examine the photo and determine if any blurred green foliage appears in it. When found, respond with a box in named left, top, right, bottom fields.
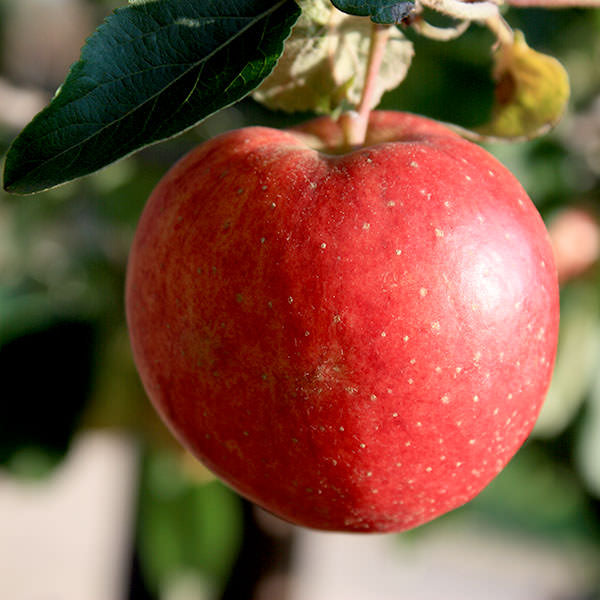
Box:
left=138, top=451, right=243, bottom=598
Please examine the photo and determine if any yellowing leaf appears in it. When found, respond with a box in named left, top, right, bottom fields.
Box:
left=477, top=31, right=570, bottom=140
left=252, top=1, right=413, bottom=114
left=298, top=0, right=333, bottom=24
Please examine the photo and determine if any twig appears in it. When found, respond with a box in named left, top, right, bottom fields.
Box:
left=418, top=0, right=501, bottom=21
left=411, top=18, right=470, bottom=41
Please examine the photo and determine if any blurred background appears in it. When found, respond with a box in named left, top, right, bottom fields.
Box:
left=1, top=1, right=600, bottom=599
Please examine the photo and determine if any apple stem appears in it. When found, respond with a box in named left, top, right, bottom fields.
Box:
left=339, top=23, right=391, bottom=149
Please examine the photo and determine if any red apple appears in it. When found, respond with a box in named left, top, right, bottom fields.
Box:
left=126, top=111, right=559, bottom=532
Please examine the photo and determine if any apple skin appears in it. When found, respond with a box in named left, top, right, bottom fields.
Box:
left=126, top=111, right=559, bottom=532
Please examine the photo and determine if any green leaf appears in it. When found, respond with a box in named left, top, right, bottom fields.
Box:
left=253, top=3, right=413, bottom=114
left=330, top=0, right=415, bottom=23
left=469, top=443, right=599, bottom=543
left=370, top=2, right=415, bottom=23
left=2, top=0, right=301, bottom=195
left=476, top=31, right=570, bottom=140
left=138, top=451, right=243, bottom=594
left=533, top=282, right=600, bottom=438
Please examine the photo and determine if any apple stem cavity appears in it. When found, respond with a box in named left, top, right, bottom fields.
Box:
left=339, top=23, right=391, bottom=149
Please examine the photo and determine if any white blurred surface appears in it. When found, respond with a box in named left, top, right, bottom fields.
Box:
left=0, top=431, right=597, bottom=600
left=290, top=520, right=596, bottom=600
left=0, top=432, right=139, bottom=600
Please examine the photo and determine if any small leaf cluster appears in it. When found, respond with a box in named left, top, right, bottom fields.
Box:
left=0, top=0, right=585, bottom=194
